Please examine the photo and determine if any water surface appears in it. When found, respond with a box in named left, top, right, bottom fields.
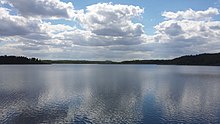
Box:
left=1, top=64, right=220, bottom=123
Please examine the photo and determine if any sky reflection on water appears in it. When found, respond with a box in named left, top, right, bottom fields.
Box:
left=1, top=65, right=220, bottom=123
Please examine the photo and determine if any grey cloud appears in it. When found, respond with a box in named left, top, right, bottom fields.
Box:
left=0, top=8, right=41, bottom=36
left=67, top=34, right=144, bottom=46
left=163, top=23, right=184, bottom=36
left=23, top=33, right=50, bottom=40
left=209, top=23, right=220, bottom=30
left=92, top=23, right=144, bottom=37
left=1, top=4, right=220, bottom=60
left=0, top=18, right=30, bottom=36
left=92, top=28, right=128, bottom=37
left=4, top=0, right=74, bottom=18
left=107, top=43, right=154, bottom=52
left=15, top=44, right=45, bottom=51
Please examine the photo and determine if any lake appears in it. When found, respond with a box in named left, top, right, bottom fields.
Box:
left=1, top=64, right=220, bottom=124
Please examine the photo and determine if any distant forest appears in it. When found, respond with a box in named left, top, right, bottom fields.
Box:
left=120, top=53, right=220, bottom=66
left=0, top=56, right=48, bottom=64
left=0, top=53, right=220, bottom=66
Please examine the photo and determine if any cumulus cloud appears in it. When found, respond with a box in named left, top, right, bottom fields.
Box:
left=3, top=0, right=75, bottom=18
left=152, top=8, right=220, bottom=58
left=0, top=8, right=41, bottom=36
left=162, top=7, right=219, bottom=21
left=1, top=1, right=220, bottom=60
left=156, top=9, right=220, bottom=43
left=77, top=3, right=144, bottom=37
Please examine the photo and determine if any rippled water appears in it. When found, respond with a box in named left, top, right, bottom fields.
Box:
left=1, top=64, right=220, bottom=123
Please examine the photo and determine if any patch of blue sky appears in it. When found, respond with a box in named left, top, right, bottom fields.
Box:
left=0, top=2, right=17, bottom=15
left=61, top=0, right=219, bottom=35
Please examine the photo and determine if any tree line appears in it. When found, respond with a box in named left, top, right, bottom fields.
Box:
left=120, top=53, right=220, bottom=66
left=0, top=55, right=48, bottom=64
left=0, top=53, right=220, bottom=65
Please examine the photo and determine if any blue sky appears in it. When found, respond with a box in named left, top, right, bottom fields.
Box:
left=64, top=0, right=220, bottom=34
left=0, top=0, right=220, bottom=60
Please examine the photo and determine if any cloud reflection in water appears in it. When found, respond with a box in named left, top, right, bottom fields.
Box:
left=0, top=65, right=220, bottom=123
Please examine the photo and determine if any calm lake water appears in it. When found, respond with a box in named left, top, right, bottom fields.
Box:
left=1, top=64, right=220, bottom=124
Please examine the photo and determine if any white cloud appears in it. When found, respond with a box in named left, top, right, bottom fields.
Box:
left=1, top=2, right=220, bottom=60
left=152, top=8, right=220, bottom=58
left=77, top=3, right=144, bottom=37
left=162, top=7, right=219, bottom=21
